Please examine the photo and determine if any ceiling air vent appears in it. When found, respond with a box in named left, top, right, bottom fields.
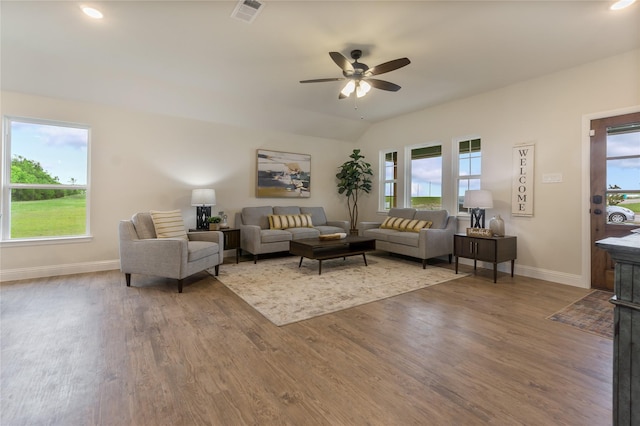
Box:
left=231, top=0, right=264, bottom=23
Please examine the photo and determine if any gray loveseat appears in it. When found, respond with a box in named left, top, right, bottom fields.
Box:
left=358, top=208, right=457, bottom=268
left=235, top=206, right=349, bottom=263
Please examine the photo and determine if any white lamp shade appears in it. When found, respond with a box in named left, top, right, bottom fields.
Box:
left=463, top=190, right=493, bottom=209
left=191, top=188, right=216, bottom=206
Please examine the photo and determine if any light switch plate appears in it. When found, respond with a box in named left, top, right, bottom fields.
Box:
left=542, top=173, right=563, bottom=183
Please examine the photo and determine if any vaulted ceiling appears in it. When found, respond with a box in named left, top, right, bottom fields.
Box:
left=2, top=1, right=639, bottom=141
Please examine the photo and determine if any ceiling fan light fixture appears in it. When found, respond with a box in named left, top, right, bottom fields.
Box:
left=341, top=80, right=356, bottom=97
left=610, top=0, right=636, bottom=10
left=356, top=80, right=372, bottom=98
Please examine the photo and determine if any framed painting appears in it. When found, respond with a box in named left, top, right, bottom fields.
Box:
left=256, top=149, right=311, bottom=198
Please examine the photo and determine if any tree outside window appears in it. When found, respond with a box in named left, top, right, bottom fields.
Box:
left=3, top=117, right=90, bottom=240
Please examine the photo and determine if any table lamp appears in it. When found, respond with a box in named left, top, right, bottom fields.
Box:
left=191, top=188, right=216, bottom=230
left=463, top=189, right=493, bottom=228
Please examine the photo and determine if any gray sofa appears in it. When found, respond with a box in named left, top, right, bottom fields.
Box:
left=235, top=206, right=349, bottom=263
left=358, top=208, right=457, bottom=268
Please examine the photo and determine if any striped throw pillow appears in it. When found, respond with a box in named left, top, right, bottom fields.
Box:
left=404, top=219, right=432, bottom=233
left=150, top=210, right=188, bottom=240
left=381, top=216, right=407, bottom=230
left=269, top=214, right=313, bottom=229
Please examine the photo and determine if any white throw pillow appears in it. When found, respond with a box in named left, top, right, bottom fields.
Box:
left=150, top=209, right=188, bottom=240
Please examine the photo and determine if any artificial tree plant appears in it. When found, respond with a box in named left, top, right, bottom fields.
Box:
left=336, top=149, right=374, bottom=235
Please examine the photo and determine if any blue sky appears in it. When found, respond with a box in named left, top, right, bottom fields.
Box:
left=607, top=131, right=640, bottom=191
left=10, top=121, right=88, bottom=185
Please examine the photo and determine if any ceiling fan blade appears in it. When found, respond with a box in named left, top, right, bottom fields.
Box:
left=366, top=78, right=402, bottom=92
left=300, top=78, right=345, bottom=83
left=368, top=58, right=411, bottom=76
left=329, top=52, right=354, bottom=73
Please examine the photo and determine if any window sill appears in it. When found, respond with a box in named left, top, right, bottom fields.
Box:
left=0, top=235, right=93, bottom=247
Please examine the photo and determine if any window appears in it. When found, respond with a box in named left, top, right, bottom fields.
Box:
left=456, top=138, right=482, bottom=214
left=2, top=117, right=90, bottom=240
left=381, top=150, right=398, bottom=210
left=605, top=124, right=640, bottom=225
left=408, top=144, right=442, bottom=210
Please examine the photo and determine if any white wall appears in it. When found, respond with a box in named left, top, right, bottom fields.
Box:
left=0, top=93, right=353, bottom=280
left=356, top=49, right=640, bottom=287
left=2, top=49, right=639, bottom=285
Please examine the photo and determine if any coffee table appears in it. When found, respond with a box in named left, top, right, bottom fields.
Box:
left=289, top=236, right=376, bottom=275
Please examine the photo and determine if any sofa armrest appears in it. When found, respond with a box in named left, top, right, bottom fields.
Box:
left=119, top=237, right=187, bottom=278
left=239, top=224, right=263, bottom=253
left=188, top=230, right=223, bottom=245
left=359, top=221, right=382, bottom=232
left=327, top=220, right=350, bottom=233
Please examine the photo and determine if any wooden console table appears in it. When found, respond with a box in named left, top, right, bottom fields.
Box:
left=454, top=233, right=517, bottom=283
left=596, top=233, right=640, bottom=425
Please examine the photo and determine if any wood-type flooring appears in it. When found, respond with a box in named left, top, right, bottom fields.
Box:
left=1, top=259, right=612, bottom=425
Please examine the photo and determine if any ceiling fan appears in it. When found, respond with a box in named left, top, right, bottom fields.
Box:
left=300, top=49, right=411, bottom=99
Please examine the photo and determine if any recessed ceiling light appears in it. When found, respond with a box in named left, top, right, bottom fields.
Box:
left=82, top=6, right=104, bottom=19
left=610, top=0, right=636, bottom=10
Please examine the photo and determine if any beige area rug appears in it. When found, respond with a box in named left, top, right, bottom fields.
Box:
left=547, top=290, right=614, bottom=339
left=213, top=254, right=467, bottom=326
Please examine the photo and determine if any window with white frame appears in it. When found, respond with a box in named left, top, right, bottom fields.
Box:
left=408, top=144, right=442, bottom=210
left=2, top=117, right=90, bottom=240
left=456, top=138, right=482, bottom=214
left=381, top=150, right=398, bottom=210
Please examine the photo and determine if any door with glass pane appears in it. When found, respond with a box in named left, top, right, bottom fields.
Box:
left=590, top=112, right=640, bottom=290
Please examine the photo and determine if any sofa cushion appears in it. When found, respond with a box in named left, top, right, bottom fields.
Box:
left=260, top=229, right=292, bottom=243
left=362, top=228, right=397, bottom=241
left=273, top=206, right=301, bottom=215
left=149, top=210, right=188, bottom=240
left=388, top=208, right=417, bottom=219
left=242, top=206, right=274, bottom=229
left=187, top=240, right=219, bottom=262
left=414, top=210, right=448, bottom=229
left=269, top=214, right=313, bottom=229
left=288, top=227, right=321, bottom=239
left=387, top=231, right=420, bottom=247
left=315, top=225, right=347, bottom=235
left=300, top=207, right=328, bottom=226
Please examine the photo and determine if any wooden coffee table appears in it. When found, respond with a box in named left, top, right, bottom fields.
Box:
left=289, top=236, right=376, bottom=275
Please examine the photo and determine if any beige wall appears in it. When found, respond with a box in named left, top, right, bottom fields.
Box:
left=356, top=49, right=640, bottom=287
left=1, top=49, right=639, bottom=285
left=0, top=93, right=353, bottom=280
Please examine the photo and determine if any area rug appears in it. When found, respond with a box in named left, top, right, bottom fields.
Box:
left=547, top=290, right=614, bottom=339
left=213, top=254, right=467, bottom=326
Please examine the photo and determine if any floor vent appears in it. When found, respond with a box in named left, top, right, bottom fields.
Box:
left=231, top=0, right=264, bottom=23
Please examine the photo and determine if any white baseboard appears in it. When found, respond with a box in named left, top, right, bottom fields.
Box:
left=456, top=258, right=587, bottom=288
left=2, top=255, right=588, bottom=288
left=0, top=260, right=120, bottom=282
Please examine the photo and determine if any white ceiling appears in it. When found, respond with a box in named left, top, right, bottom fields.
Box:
left=2, top=1, right=639, bottom=141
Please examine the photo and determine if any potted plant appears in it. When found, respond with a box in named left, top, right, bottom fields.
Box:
left=336, top=149, right=373, bottom=235
left=208, top=216, right=222, bottom=231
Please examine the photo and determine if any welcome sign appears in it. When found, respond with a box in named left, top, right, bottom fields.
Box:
left=512, top=143, right=534, bottom=217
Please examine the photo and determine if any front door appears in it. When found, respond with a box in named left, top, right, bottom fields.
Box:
left=590, top=112, right=640, bottom=290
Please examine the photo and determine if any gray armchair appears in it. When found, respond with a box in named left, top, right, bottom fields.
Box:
left=118, top=212, right=223, bottom=293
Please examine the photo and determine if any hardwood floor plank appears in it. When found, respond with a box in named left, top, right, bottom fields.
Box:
left=1, top=266, right=612, bottom=425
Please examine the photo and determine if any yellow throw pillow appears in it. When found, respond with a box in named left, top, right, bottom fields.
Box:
left=269, top=214, right=313, bottom=229
left=150, top=210, right=188, bottom=240
left=381, top=216, right=406, bottom=230
left=405, top=219, right=432, bottom=232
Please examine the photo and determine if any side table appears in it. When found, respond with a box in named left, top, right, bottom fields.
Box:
left=190, top=228, right=241, bottom=263
left=454, top=233, right=517, bottom=283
